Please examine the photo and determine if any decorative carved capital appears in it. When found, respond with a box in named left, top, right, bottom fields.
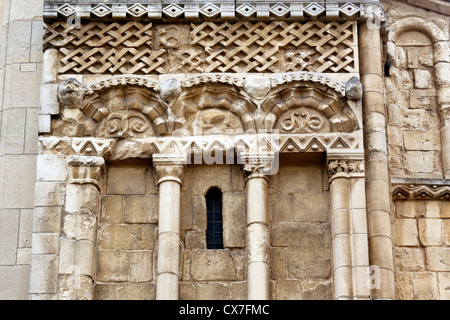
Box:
left=67, top=155, right=105, bottom=187
left=327, top=151, right=365, bottom=180
left=152, top=154, right=187, bottom=185
left=240, top=152, right=278, bottom=177
left=328, top=159, right=364, bottom=177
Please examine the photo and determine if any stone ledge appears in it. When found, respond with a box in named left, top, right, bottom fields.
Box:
left=43, top=1, right=388, bottom=27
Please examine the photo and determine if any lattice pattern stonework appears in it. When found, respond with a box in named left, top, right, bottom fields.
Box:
left=44, top=21, right=357, bottom=75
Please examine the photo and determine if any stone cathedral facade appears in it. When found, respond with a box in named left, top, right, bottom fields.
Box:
left=0, top=0, right=449, bottom=300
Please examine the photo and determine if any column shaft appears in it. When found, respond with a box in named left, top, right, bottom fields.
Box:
left=156, top=177, right=181, bottom=300
left=359, top=22, right=395, bottom=300
left=246, top=174, right=269, bottom=300
left=153, top=155, right=185, bottom=301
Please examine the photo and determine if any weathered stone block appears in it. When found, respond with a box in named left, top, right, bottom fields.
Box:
left=0, top=265, right=31, bottom=299
left=425, top=201, right=441, bottom=218
left=273, top=280, right=303, bottom=300
left=2, top=155, right=37, bottom=208
left=106, top=165, right=147, bottom=195
left=58, top=274, right=94, bottom=300
left=445, top=220, right=450, bottom=246
left=270, top=247, right=287, bottom=280
left=62, top=214, right=97, bottom=241
left=36, top=154, right=67, bottom=181
left=96, top=251, right=129, bottom=282
left=191, top=165, right=232, bottom=194
left=101, top=196, right=123, bottom=224
left=438, top=273, right=450, bottom=300
left=395, top=271, right=413, bottom=300
left=0, top=210, right=19, bottom=264
left=31, top=233, right=59, bottom=255
left=270, top=222, right=325, bottom=247
left=65, top=184, right=99, bottom=215
left=292, top=193, right=328, bottom=222
left=94, top=282, right=155, bottom=300
left=404, top=131, right=441, bottom=151
left=394, top=247, right=425, bottom=271
left=269, top=193, right=292, bottom=222
left=97, top=224, right=140, bottom=250
left=222, top=192, right=245, bottom=248
left=190, top=249, right=239, bottom=281
left=33, top=206, right=62, bottom=233
left=139, top=224, right=156, bottom=250
left=414, top=70, right=433, bottom=89
left=34, top=181, right=65, bottom=207
left=418, top=219, right=443, bottom=246
left=185, top=230, right=206, bottom=249
left=426, top=247, right=450, bottom=271
left=277, top=166, right=323, bottom=194
left=1, top=108, right=26, bottom=154
left=300, top=278, right=332, bottom=300
left=404, top=151, right=439, bottom=173
left=123, top=195, right=158, bottom=224
left=29, top=254, right=58, bottom=294
left=394, top=219, right=419, bottom=246
left=59, top=239, right=95, bottom=277
left=196, top=282, right=229, bottom=300
left=287, top=247, right=331, bottom=279
left=412, top=272, right=438, bottom=300
left=410, top=89, right=437, bottom=111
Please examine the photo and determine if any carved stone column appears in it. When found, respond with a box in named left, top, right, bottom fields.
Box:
left=327, top=151, right=370, bottom=300
left=59, top=155, right=104, bottom=300
left=241, top=152, right=274, bottom=300
left=153, top=154, right=186, bottom=300
left=359, top=20, right=395, bottom=299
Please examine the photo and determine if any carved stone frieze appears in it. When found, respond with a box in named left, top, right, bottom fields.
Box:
left=43, top=1, right=387, bottom=29
left=392, top=179, right=450, bottom=200
left=44, top=20, right=359, bottom=75
left=39, top=132, right=361, bottom=162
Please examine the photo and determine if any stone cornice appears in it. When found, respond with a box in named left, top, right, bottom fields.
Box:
left=43, top=1, right=388, bottom=27
left=391, top=177, right=450, bottom=200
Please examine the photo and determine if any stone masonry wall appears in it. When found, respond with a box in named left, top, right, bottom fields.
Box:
left=385, top=1, right=446, bottom=179
left=95, top=163, right=158, bottom=299
left=0, top=0, right=43, bottom=299
left=94, top=163, right=331, bottom=300
left=269, top=165, right=332, bottom=300
left=393, top=200, right=450, bottom=299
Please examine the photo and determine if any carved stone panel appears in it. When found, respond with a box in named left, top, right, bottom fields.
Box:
left=44, top=20, right=358, bottom=75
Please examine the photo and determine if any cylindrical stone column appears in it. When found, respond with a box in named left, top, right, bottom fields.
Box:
left=59, top=155, right=105, bottom=300
left=246, top=173, right=270, bottom=300
left=153, top=154, right=185, bottom=300
left=359, top=20, right=395, bottom=300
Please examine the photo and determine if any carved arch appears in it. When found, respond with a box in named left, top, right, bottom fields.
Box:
left=171, top=83, right=257, bottom=134
left=81, top=85, right=172, bottom=137
left=260, top=84, right=358, bottom=133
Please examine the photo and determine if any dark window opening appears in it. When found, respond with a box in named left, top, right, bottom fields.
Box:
left=206, top=187, right=224, bottom=249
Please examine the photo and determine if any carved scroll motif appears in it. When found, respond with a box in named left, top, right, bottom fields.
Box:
left=280, top=109, right=326, bottom=133
left=98, top=111, right=151, bottom=138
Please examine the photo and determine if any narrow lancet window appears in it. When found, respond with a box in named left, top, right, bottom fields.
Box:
left=206, top=187, right=224, bottom=249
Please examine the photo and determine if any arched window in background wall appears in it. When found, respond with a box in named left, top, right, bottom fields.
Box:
left=205, top=187, right=224, bottom=249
